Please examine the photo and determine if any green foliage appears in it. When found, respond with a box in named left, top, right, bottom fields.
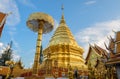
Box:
left=0, top=41, right=13, bottom=66
left=39, top=45, right=43, bottom=64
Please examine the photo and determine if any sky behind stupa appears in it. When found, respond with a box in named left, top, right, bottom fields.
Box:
left=0, top=0, right=120, bottom=68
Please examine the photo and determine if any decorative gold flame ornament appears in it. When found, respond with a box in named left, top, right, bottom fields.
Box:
left=5, top=61, right=15, bottom=79
left=26, top=12, right=54, bottom=76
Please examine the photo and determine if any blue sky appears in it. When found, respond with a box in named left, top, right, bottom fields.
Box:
left=0, top=0, right=120, bottom=68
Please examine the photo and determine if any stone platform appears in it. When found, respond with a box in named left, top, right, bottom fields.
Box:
left=25, top=76, right=45, bottom=79
left=46, top=78, right=68, bottom=79
left=14, top=77, right=68, bottom=79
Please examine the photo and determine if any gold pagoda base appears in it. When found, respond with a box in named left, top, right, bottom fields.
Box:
left=44, top=74, right=54, bottom=78
left=25, top=75, right=45, bottom=79
left=25, top=74, right=54, bottom=79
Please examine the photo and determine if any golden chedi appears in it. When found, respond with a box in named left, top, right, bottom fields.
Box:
left=42, top=13, right=87, bottom=70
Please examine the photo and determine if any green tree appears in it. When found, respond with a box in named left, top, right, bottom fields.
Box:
left=0, top=41, right=13, bottom=66
left=39, top=45, right=43, bottom=64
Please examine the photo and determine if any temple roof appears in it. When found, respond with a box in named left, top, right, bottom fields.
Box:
left=106, top=31, right=120, bottom=65
left=93, top=44, right=108, bottom=57
left=86, top=44, right=108, bottom=63
left=47, top=14, right=83, bottom=50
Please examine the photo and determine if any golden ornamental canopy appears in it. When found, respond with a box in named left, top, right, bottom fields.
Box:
left=26, top=12, right=54, bottom=34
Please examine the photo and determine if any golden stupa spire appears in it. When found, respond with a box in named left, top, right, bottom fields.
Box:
left=60, top=5, right=66, bottom=24
left=47, top=5, right=83, bottom=49
left=43, top=5, right=87, bottom=70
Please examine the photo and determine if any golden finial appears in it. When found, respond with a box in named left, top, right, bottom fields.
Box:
left=60, top=4, right=66, bottom=24
left=61, top=4, right=64, bottom=15
left=61, top=4, right=64, bottom=12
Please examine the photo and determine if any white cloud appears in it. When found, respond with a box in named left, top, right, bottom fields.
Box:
left=0, top=42, right=4, bottom=55
left=0, top=42, right=8, bottom=55
left=12, top=53, right=20, bottom=61
left=75, top=19, right=120, bottom=58
left=0, top=42, right=3, bottom=48
left=0, top=0, right=20, bottom=26
left=54, top=20, right=59, bottom=31
left=85, top=0, right=96, bottom=5
left=18, top=0, right=36, bottom=9
left=29, top=62, right=33, bottom=68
